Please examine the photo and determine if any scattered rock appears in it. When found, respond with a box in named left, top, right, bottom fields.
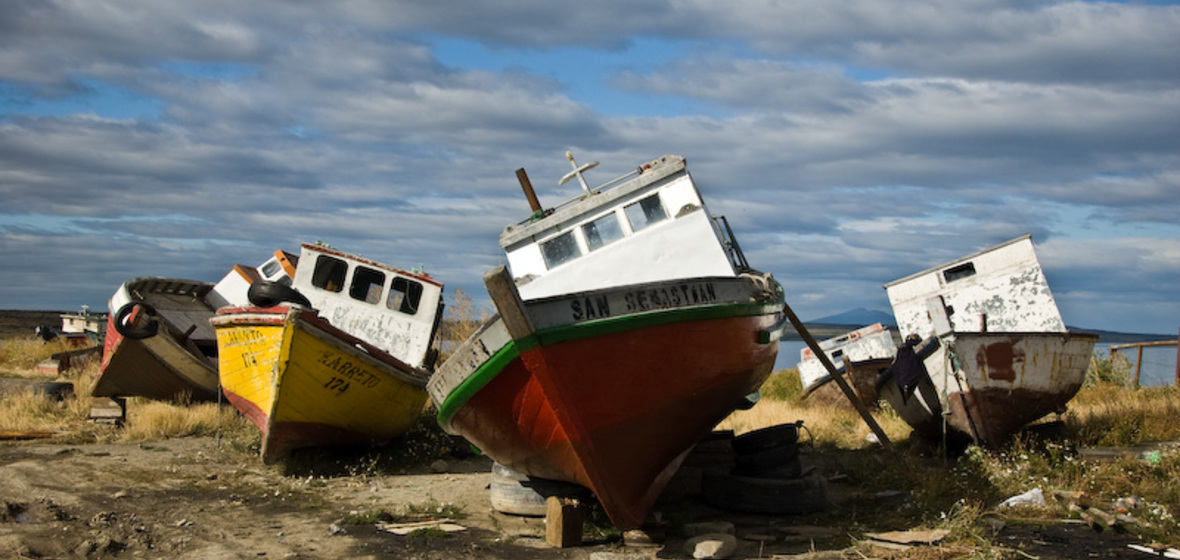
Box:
left=590, top=551, right=657, bottom=560
left=430, top=459, right=449, bottom=473
left=622, top=528, right=663, bottom=547
left=684, top=533, right=737, bottom=559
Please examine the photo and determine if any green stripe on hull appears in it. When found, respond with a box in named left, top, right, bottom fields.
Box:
left=435, top=299, right=782, bottom=428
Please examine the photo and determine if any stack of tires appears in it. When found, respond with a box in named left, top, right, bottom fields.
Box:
left=701, top=422, right=829, bottom=515
left=488, top=462, right=591, bottom=517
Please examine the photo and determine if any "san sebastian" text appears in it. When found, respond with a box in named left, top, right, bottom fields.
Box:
left=570, top=282, right=717, bottom=321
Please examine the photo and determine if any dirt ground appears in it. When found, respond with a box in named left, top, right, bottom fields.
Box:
left=0, top=434, right=1156, bottom=560
left=0, top=309, right=1159, bottom=559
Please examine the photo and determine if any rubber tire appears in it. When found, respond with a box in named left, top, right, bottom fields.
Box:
left=732, top=423, right=799, bottom=455
left=733, top=442, right=800, bottom=472
left=113, top=301, right=159, bottom=340
left=32, top=381, right=75, bottom=401
left=701, top=470, right=829, bottom=515
left=733, top=458, right=803, bottom=480
left=489, top=463, right=590, bottom=517
left=247, top=280, right=312, bottom=308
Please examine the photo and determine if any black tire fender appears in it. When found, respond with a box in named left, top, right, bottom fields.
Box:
left=732, top=422, right=800, bottom=455
left=113, top=301, right=159, bottom=340
left=32, top=381, right=76, bottom=401
left=247, top=280, right=312, bottom=308
left=701, top=471, right=829, bottom=515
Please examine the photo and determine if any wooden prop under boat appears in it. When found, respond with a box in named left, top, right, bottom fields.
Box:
left=211, top=305, right=432, bottom=463
left=877, top=235, right=1098, bottom=445
left=428, top=153, right=789, bottom=529
left=94, top=251, right=297, bottom=402
left=212, top=243, right=445, bottom=461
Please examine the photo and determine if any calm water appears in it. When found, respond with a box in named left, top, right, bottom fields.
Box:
left=774, top=340, right=1177, bottom=387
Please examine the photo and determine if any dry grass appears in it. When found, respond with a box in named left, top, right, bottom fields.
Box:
left=3, top=332, right=1178, bottom=549
left=717, top=366, right=1180, bottom=549
left=0, top=337, right=256, bottom=446
left=719, top=368, right=912, bottom=448
left=0, top=336, right=75, bottom=375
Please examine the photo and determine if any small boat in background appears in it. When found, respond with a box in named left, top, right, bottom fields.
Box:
left=93, top=250, right=296, bottom=402
left=878, top=235, right=1098, bottom=446
left=797, top=323, right=896, bottom=408
left=212, top=243, right=445, bottom=462
left=429, top=153, right=788, bottom=530
left=58, top=305, right=106, bottom=346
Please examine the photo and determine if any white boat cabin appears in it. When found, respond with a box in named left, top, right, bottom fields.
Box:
left=884, top=234, right=1066, bottom=339
left=797, top=323, right=897, bottom=391
left=60, top=305, right=106, bottom=336
left=292, top=243, right=444, bottom=369
left=207, top=250, right=298, bottom=310
left=501, top=154, right=744, bottom=301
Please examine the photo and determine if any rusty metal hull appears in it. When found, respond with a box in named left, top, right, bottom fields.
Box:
left=881, top=331, right=1098, bottom=446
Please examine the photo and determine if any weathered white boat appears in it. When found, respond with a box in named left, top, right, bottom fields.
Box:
left=429, top=153, right=787, bottom=529
left=797, top=323, right=896, bottom=407
left=94, top=250, right=296, bottom=402
left=878, top=235, right=1098, bottom=445
left=212, top=242, right=445, bottom=462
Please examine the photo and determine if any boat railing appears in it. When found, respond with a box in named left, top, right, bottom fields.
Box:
left=713, top=215, right=751, bottom=272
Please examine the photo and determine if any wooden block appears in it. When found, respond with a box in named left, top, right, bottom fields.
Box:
left=545, top=496, right=582, bottom=548
left=88, top=397, right=126, bottom=425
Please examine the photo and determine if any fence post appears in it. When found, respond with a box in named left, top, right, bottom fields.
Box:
left=1135, top=345, right=1144, bottom=388
left=1175, top=328, right=1179, bottom=387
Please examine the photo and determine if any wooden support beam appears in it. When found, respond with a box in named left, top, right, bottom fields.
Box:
left=545, top=496, right=582, bottom=548
left=483, top=266, right=535, bottom=340
left=780, top=302, right=892, bottom=450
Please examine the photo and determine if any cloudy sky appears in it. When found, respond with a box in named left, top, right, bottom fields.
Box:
left=2, top=0, right=1178, bottom=335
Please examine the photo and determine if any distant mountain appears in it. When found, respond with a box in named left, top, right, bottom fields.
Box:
left=808, top=308, right=896, bottom=327
left=1066, top=326, right=1176, bottom=344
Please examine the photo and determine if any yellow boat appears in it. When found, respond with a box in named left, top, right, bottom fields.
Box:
left=211, top=242, right=445, bottom=462
left=212, top=305, right=431, bottom=463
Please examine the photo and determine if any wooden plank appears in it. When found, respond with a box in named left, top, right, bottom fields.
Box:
left=483, top=266, right=535, bottom=340
left=781, top=301, right=892, bottom=450
left=544, top=496, right=582, bottom=548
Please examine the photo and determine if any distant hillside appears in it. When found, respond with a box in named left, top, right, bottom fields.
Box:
left=1067, top=327, right=1176, bottom=344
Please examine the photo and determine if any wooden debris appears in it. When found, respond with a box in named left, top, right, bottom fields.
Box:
left=88, top=397, right=126, bottom=425
left=544, top=496, right=582, bottom=548
left=1128, top=544, right=1180, bottom=558
left=865, top=529, right=951, bottom=546
left=375, top=518, right=466, bottom=535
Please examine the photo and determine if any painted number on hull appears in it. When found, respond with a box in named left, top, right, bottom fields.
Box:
left=323, top=377, right=351, bottom=395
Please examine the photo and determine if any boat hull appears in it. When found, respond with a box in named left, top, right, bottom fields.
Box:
left=212, top=306, right=430, bottom=463
left=803, top=358, right=893, bottom=409
left=880, top=332, right=1098, bottom=445
left=431, top=274, right=784, bottom=529
left=94, top=278, right=221, bottom=402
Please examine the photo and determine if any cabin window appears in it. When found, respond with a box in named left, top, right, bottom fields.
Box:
left=541, top=231, right=581, bottom=268
left=625, top=194, right=668, bottom=233
left=387, top=277, right=424, bottom=315
left=943, top=262, right=977, bottom=283
left=349, top=266, right=386, bottom=304
left=261, top=260, right=283, bottom=278
left=582, top=213, right=624, bottom=251
left=311, top=255, right=348, bottom=293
